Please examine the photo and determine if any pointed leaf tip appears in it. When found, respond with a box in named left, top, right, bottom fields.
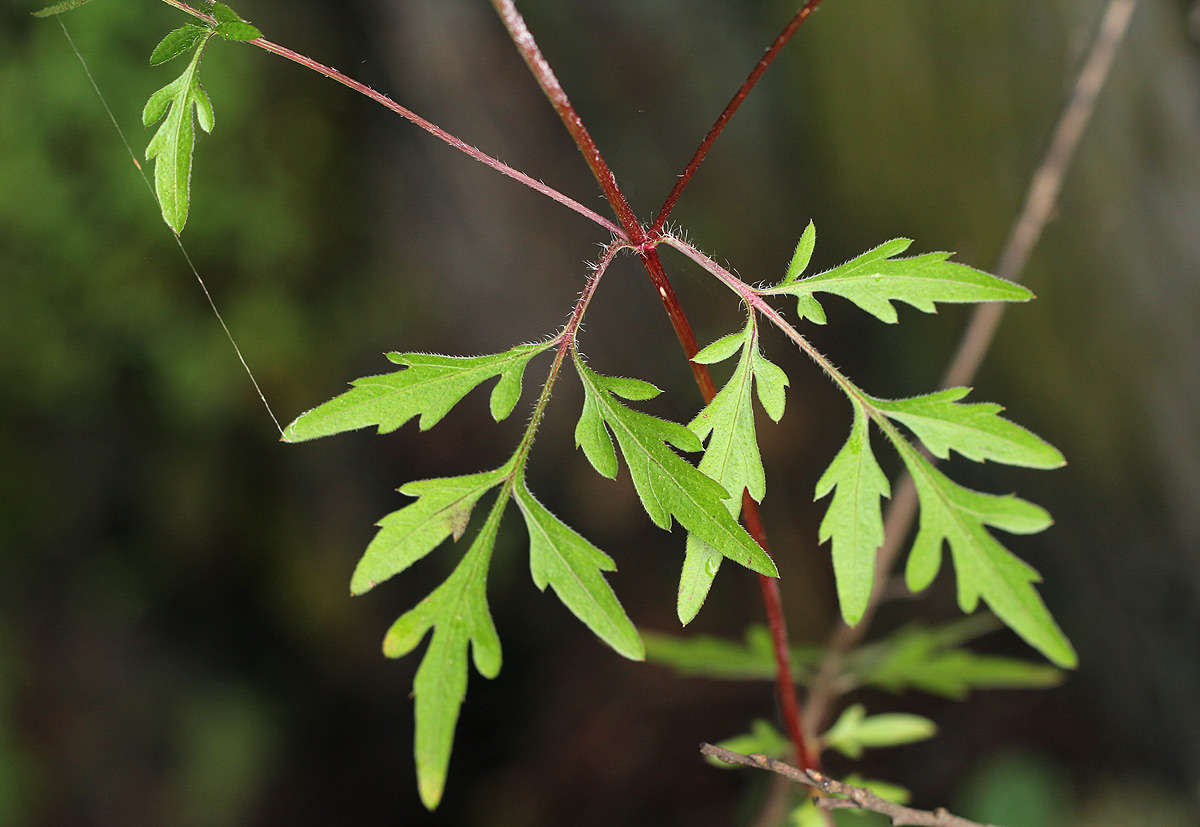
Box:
left=816, top=406, right=889, bottom=626
left=516, top=485, right=643, bottom=660
left=149, top=25, right=207, bottom=66
left=575, top=355, right=777, bottom=581
left=782, top=220, right=816, bottom=284
left=284, top=344, right=551, bottom=442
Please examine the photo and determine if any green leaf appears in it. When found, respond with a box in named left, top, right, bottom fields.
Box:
left=763, top=235, right=1032, bottom=324
left=211, top=2, right=241, bottom=23
left=383, top=493, right=505, bottom=810
left=143, top=42, right=213, bottom=233
left=643, top=625, right=821, bottom=682
left=893, top=440, right=1076, bottom=667
left=706, top=720, right=790, bottom=767
left=31, top=0, right=92, bottom=17
left=351, top=467, right=509, bottom=595
left=149, top=25, right=207, bottom=65
left=869, top=388, right=1065, bottom=469
left=513, top=483, right=643, bottom=660
left=214, top=20, right=262, bottom=41
left=573, top=356, right=778, bottom=580
left=815, top=404, right=890, bottom=626
left=679, top=320, right=788, bottom=622
left=691, top=330, right=745, bottom=365
left=282, top=342, right=553, bottom=442
left=822, top=704, right=937, bottom=759
left=855, top=619, right=1064, bottom=699
left=781, top=220, right=816, bottom=284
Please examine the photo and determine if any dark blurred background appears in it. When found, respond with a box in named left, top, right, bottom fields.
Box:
left=3, top=1, right=1199, bottom=825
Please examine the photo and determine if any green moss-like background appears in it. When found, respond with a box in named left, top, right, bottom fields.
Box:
left=3, top=1, right=1199, bottom=824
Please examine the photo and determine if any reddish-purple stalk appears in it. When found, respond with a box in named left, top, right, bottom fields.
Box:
left=649, top=0, right=825, bottom=234
left=488, top=0, right=820, bottom=771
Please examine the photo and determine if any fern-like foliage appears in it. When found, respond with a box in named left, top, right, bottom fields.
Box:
left=40, top=0, right=1081, bottom=811
left=130, top=3, right=262, bottom=232
left=757, top=223, right=1074, bottom=667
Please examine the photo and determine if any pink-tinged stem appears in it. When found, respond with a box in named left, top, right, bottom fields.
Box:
left=650, top=0, right=825, bottom=234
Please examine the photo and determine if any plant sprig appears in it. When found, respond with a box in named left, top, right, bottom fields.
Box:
left=41, top=0, right=1086, bottom=810
left=130, top=2, right=261, bottom=232
left=660, top=229, right=1074, bottom=667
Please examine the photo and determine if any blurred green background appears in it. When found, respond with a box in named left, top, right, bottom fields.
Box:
left=3, top=1, right=1199, bottom=824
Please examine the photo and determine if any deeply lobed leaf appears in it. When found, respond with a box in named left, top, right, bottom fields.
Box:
left=893, top=440, right=1076, bottom=667
left=351, top=467, right=509, bottom=595
left=143, top=42, right=214, bottom=233
left=678, top=320, right=789, bottom=622
left=869, top=387, right=1065, bottom=469
left=383, top=495, right=505, bottom=810
left=573, top=356, right=778, bottom=581
left=814, top=404, right=890, bottom=626
left=765, top=227, right=1032, bottom=324
left=282, top=342, right=554, bottom=442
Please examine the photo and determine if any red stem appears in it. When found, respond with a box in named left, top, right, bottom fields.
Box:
left=742, top=492, right=818, bottom=770
left=649, top=0, right=825, bottom=234
left=489, top=0, right=645, bottom=240
left=488, top=0, right=817, bottom=772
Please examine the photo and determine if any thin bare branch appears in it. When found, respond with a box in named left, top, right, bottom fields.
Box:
left=650, top=0, right=825, bottom=233
left=488, top=0, right=644, bottom=238
left=701, top=744, right=998, bottom=827
left=156, top=0, right=626, bottom=238
left=801, top=0, right=1139, bottom=739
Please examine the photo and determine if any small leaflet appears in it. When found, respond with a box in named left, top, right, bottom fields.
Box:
left=678, top=320, right=788, bottom=623
left=764, top=227, right=1033, bottom=324
left=514, top=484, right=643, bottom=660
left=868, top=387, right=1065, bottom=469
left=821, top=703, right=937, bottom=759
left=814, top=404, right=890, bottom=626
left=282, top=343, right=554, bottom=442
left=351, top=467, right=509, bottom=595
left=573, top=355, right=778, bottom=582
left=893, top=438, right=1076, bottom=668
left=382, top=493, right=506, bottom=810
left=143, top=42, right=214, bottom=233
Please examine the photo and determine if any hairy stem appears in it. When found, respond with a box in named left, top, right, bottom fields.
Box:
left=649, top=0, right=825, bottom=234
left=488, top=0, right=818, bottom=772
left=511, top=240, right=628, bottom=474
